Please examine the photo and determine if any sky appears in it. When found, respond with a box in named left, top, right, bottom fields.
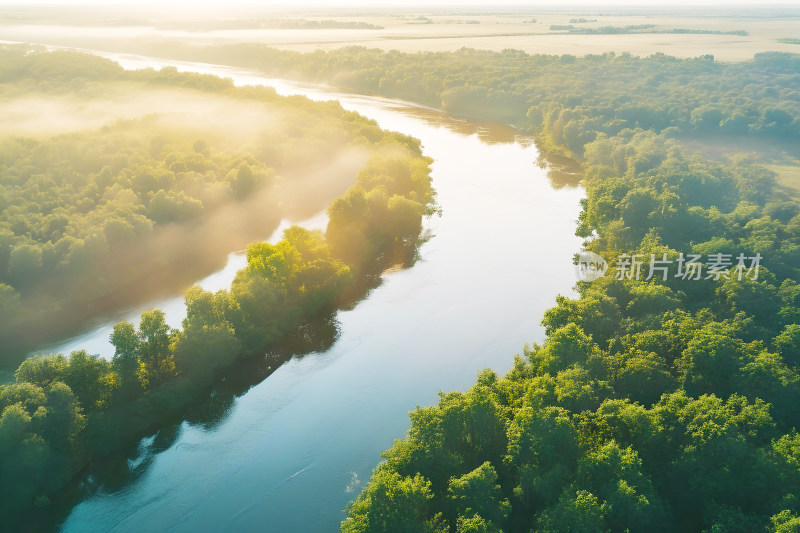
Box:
left=1, top=0, right=799, bottom=5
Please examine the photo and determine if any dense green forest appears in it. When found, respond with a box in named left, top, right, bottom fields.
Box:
left=181, top=47, right=800, bottom=532
left=0, top=45, right=424, bottom=362
left=343, top=130, right=800, bottom=533
left=0, top=47, right=436, bottom=528
left=4, top=42, right=800, bottom=532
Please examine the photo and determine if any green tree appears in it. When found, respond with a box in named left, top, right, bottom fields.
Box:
left=63, top=350, right=115, bottom=410
left=14, top=354, right=68, bottom=388
left=174, top=287, right=241, bottom=380
left=110, top=321, right=141, bottom=396
left=41, top=382, right=85, bottom=448
left=677, top=323, right=751, bottom=398
left=0, top=403, right=50, bottom=515
left=447, top=462, right=510, bottom=528
left=0, top=382, right=47, bottom=414
left=774, top=324, right=800, bottom=368
left=536, top=490, right=609, bottom=533
left=136, top=310, right=175, bottom=389
left=771, top=511, right=800, bottom=533
left=343, top=469, right=443, bottom=533
left=506, top=405, right=579, bottom=515
left=530, top=323, right=601, bottom=375
left=613, top=350, right=676, bottom=405
left=455, top=514, right=495, bottom=533
left=541, top=293, right=623, bottom=345
left=577, top=441, right=667, bottom=532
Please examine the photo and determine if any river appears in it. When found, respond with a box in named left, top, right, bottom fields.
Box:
left=48, top=52, right=585, bottom=532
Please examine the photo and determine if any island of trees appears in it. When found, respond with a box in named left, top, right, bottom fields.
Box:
left=0, top=44, right=429, bottom=363
left=0, top=47, right=436, bottom=530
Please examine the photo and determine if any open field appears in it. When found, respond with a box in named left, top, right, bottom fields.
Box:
left=1, top=6, right=799, bottom=61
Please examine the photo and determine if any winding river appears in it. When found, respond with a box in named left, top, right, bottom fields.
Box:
left=44, top=53, right=585, bottom=531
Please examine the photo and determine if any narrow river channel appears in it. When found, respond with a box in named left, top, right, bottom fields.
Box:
left=47, top=52, right=585, bottom=532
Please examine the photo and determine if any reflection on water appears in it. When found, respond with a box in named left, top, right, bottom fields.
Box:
left=44, top=53, right=586, bottom=533
left=371, top=101, right=521, bottom=146
left=36, top=309, right=346, bottom=532
left=48, top=312, right=343, bottom=532
left=537, top=151, right=584, bottom=189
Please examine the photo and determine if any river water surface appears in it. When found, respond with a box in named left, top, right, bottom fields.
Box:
left=50, top=53, right=584, bottom=532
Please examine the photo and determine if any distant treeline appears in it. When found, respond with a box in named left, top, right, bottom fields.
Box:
left=549, top=24, right=747, bottom=36
left=0, top=48, right=435, bottom=528
left=127, top=44, right=798, bottom=159
left=662, top=28, right=748, bottom=36
left=164, top=19, right=385, bottom=31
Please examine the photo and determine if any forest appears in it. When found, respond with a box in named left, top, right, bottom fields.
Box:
left=183, top=45, right=800, bottom=532
left=0, top=47, right=436, bottom=529
left=2, top=38, right=800, bottom=532
left=343, top=130, right=800, bottom=533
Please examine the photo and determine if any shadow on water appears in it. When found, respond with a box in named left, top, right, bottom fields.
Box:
left=27, top=311, right=343, bottom=532
left=20, top=251, right=403, bottom=533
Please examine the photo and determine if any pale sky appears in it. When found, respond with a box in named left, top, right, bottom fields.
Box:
left=1, top=0, right=799, bottom=5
